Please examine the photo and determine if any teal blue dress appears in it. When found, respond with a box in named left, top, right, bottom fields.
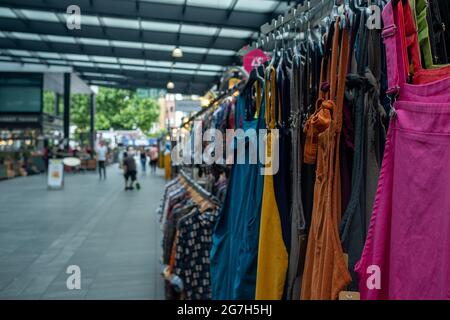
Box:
left=210, top=88, right=266, bottom=300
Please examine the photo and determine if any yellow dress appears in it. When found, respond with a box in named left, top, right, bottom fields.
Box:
left=164, top=152, right=171, bottom=180
left=255, top=66, right=289, bottom=300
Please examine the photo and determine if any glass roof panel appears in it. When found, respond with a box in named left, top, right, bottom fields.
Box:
left=21, top=57, right=42, bottom=63
left=82, top=72, right=127, bottom=79
left=113, top=40, right=143, bottom=49
left=0, top=8, right=16, bottom=18
left=90, top=80, right=119, bottom=85
left=72, top=61, right=96, bottom=67
left=37, top=52, right=61, bottom=59
left=46, top=59, right=69, bottom=65
left=141, top=21, right=180, bottom=33
left=46, top=35, right=76, bottom=44
left=80, top=38, right=110, bottom=46
left=181, top=24, right=218, bottom=36
left=119, top=58, right=144, bottom=65
left=140, top=0, right=185, bottom=5
left=143, top=43, right=174, bottom=51
left=92, top=56, right=118, bottom=63
left=274, top=2, right=292, bottom=14
left=80, top=15, right=100, bottom=26
left=181, top=47, right=208, bottom=54
left=10, top=32, right=42, bottom=41
left=20, top=9, right=59, bottom=22
left=147, top=61, right=174, bottom=68
left=65, top=54, right=91, bottom=61
left=96, top=63, right=121, bottom=69
left=174, top=62, right=201, bottom=69
left=208, top=48, right=236, bottom=56
left=102, top=17, right=140, bottom=29
left=234, top=0, right=279, bottom=13
left=140, top=0, right=285, bottom=13
left=8, top=49, right=32, bottom=57
left=198, top=64, right=223, bottom=71
left=171, top=69, right=198, bottom=75
left=187, top=0, right=233, bottom=9
left=219, top=28, right=253, bottom=39
left=124, top=65, right=146, bottom=71
left=197, top=70, right=220, bottom=77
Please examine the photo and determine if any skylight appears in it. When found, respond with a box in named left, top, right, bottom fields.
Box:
left=20, top=9, right=59, bottom=23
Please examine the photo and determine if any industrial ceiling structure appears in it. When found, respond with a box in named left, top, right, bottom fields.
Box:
left=0, top=0, right=302, bottom=95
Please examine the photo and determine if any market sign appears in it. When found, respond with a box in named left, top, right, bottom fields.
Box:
left=175, top=100, right=202, bottom=113
left=48, top=159, right=64, bottom=190
left=243, top=49, right=271, bottom=74
left=137, top=88, right=167, bottom=99
left=0, top=115, right=40, bottom=123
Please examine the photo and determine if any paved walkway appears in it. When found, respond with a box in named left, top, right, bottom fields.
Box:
left=0, top=164, right=166, bottom=299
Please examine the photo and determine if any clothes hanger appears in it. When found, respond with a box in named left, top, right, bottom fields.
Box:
left=285, top=23, right=294, bottom=64
left=338, top=0, right=347, bottom=30
left=282, top=26, right=293, bottom=69
left=254, top=41, right=266, bottom=81
left=242, top=62, right=263, bottom=93
left=346, top=0, right=356, bottom=28
left=277, top=29, right=285, bottom=68
left=269, top=20, right=278, bottom=65
left=292, top=10, right=303, bottom=66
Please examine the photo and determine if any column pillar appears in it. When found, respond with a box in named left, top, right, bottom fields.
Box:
left=89, top=93, right=96, bottom=156
left=63, top=73, right=71, bottom=149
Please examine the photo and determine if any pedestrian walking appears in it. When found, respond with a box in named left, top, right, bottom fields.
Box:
left=96, top=141, right=108, bottom=180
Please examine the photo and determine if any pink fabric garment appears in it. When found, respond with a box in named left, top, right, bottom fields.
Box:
left=355, top=0, right=450, bottom=300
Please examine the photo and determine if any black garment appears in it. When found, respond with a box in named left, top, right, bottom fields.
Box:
left=339, top=16, right=386, bottom=291
left=427, top=0, right=448, bottom=65
left=150, top=159, right=158, bottom=173
left=125, top=170, right=137, bottom=182
left=286, top=52, right=308, bottom=300
left=436, top=0, right=450, bottom=63
left=123, top=156, right=137, bottom=171
left=301, top=42, right=322, bottom=235
left=273, top=61, right=292, bottom=254
left=98, top=160, right=106, bottom=179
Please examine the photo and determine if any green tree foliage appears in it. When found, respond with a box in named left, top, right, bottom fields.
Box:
left=43, top=90, right=56, bottom=114
left=71, top=94, right=90, bottom=132
left=70, top=87, right=160, bottom=134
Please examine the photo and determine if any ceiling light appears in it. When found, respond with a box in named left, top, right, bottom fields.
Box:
left=167, top=81, right=175, bottom=90
left=172, top=47, right=183, bottom=58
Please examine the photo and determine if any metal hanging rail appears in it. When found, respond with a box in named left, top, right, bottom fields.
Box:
left=179, top=81, right=245, bottom=129
left=238, top=0, right=335, bottom=56
left=179, top=169, right=221, bottom=205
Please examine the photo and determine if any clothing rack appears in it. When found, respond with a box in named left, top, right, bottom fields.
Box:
left=238, top=0, right=335, bottom=56
left=179, top=169, right=221, bottom=206
left=179, top=82, right=244, bottom=129
left=261, top=0, right=329, bottom=34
